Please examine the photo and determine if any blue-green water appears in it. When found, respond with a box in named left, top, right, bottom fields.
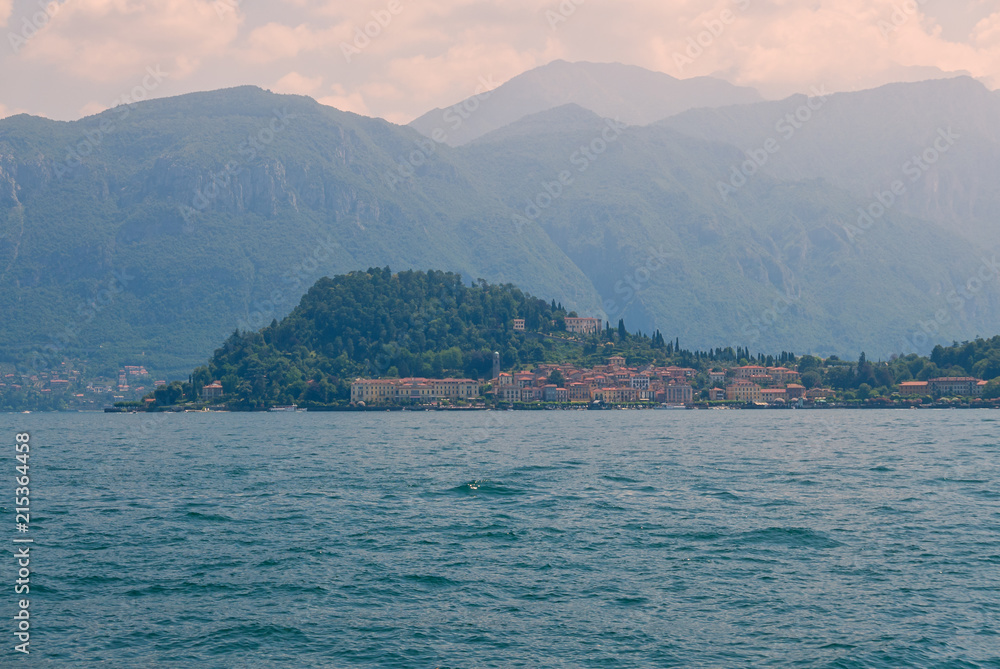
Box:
left=2, top=410, right=999, bottom=667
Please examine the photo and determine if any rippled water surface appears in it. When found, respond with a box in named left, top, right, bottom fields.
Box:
left=3, top=410, right=999, bottom=667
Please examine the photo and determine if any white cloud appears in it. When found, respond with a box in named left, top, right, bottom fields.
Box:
left=275, top=0, right=1000, bottom=120
left=973, top=10, right=1000, bottom=46
left=273, top=71, right=323, bottom=95
left=3, top=0, right=999, bottom=123
left=21, top=0, right=242, bottom=82
left=243, top=22, right=329, bottom=63
left=317, top=83, right=372, bottom=117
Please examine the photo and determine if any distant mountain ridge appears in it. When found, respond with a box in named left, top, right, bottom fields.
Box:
left=2, top=68, right=1000, bottom=383
left=409, top=60, right=763, bottom=146
left=659, top=75, right=1000, bottom=241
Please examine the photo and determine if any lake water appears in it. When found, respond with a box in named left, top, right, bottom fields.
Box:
left=2, top=410, right=999, bottom=667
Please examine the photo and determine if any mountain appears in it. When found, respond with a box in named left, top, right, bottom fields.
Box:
left=2, top=73, right=1000, bottom=386
left=457, top=103, right=992, bottom=359
left=659, top=76, right=1000, bottom=242
left=0, top=86, right=601, bottom=378
left=409, top=60, right=762, bottom=146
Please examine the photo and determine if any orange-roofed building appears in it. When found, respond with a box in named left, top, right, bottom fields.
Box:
left=898, top=381, right=929, bottom=395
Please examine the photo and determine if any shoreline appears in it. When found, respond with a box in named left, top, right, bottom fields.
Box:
left=58, top=400, right=1000, bottom=414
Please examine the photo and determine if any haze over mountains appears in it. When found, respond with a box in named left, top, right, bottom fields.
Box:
left=1, top=61, right=999, bottom=379
left=410, top=60, right=763, bottom=146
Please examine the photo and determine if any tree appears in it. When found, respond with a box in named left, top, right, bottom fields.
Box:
left=982, top=378, right=1000, bottom=399
left=973, top=351, right=1000, bottom=380
left=438, top=346, right=463, bottom=371
left=618, top=319, right=627, bottom=339
left=826, top=366, right=854, bottom=390
left=221, top=374, right=239, bottom=394
left=798, top=355, right=822, bottom=373
left=801, top=371, right=822, bottom=389
left=548, top=370, right=565, bottom=387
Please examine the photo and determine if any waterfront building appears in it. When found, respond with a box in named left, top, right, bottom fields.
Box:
left=898, top=381, right=929, bottom=395
left=785, top=384, right=806, bottom=400
left=663, top=383, right=693, bottom=405
left=350, top=378, right=480, bottom=404
left=727, top=381, right=763, bottom=403
left=201, top=382, right=224, bottom=399
left=927, top=377, right=982, bottom=397
left=761, top=388, right=788, bottom=403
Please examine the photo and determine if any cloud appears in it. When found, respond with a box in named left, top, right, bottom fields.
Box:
left=73, top=102, right=100, bottom=118
left=973, top=10, right=1000, bottom=46
left=317, top=83, right=372, bottom=117
left=3, top=0, right=999, bottom=123
left=0, top=0, right=11, bottom=28
left=20, top=0, right=242, bottom=82
left=243, top=22, right=330, bottom=63
left=273, top=71, right=323, bottom=95
left=264, top=0, right=1000, bottom=120
left=568, top=0, right=1000, bottom=98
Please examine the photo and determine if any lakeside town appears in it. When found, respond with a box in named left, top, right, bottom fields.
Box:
left=6, top=308, right=1000, bottom=412
left=348, top=352, right=996, bottom=410
left=0, top=362, right=165, bottom=410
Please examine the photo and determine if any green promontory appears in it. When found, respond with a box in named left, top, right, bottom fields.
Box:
left=180, top=268, right=674, bottom=409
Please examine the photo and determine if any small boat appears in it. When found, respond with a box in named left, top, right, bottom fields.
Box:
left=656, top=404, right=688, bottom=410
left=268, top=405, right=298, bottom=412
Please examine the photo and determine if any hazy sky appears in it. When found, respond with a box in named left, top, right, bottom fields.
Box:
left=1, top=0, right=997, bottom=123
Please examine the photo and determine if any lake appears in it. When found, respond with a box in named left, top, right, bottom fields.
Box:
left=2, top=410, right=998, bottom=667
